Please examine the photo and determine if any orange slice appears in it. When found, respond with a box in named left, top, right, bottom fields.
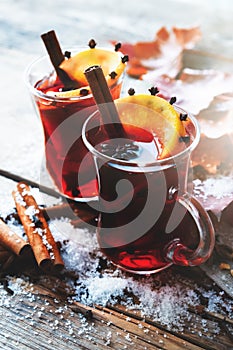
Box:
left=55, top=47, right=126, bottom=97
left=115, top=94, right=187, bottom=159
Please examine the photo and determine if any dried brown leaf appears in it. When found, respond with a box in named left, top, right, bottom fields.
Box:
left=113, top=26, right=201, bottom=79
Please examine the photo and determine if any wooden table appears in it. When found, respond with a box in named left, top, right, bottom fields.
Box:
left=0, top=0, right=233, bottom=349
left=0, top=254, right=232, bottom=350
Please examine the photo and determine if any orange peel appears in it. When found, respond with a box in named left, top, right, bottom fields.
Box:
left=115, top=94, right=187, bottom=159
left=54, top=47, right=126, bottom=98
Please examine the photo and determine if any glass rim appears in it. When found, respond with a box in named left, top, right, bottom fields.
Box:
left=24, top=45, right=124, bottom=103
left=82, top=105, right=200, bottom=169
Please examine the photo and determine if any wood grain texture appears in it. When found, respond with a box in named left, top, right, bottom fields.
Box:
left=0, top=273, right=232, bottom=350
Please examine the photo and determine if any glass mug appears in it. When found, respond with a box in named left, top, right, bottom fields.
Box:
left=25, top=46, right=126, bottom=201
left=82, top=102, right=215, bottom=274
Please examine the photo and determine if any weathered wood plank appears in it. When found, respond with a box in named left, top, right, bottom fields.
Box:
left=0, top=261, right=232, bottom=350
left=104, top=304, right=233, bottom=350
left=38, top=272, right=233, bottom=349
left=0, top=259, right=232, bottom=350
left=0, top=279, right=206, bottom=350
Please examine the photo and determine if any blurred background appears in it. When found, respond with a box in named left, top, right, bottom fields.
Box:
left=0, top=0, right=232, bottom=183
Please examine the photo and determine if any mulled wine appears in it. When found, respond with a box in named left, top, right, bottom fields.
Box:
left=27, top=42, right=126, bottom=200
left=82, top=96, right=215, bottom=274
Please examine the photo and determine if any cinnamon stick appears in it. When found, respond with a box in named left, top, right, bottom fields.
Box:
left=12, top=182, right=64, bottom=272
left=0, top=219, right=31, bottom=256
left=84, top=65, right=126, bottom=138
left=41, top=30, right=77, bottom=90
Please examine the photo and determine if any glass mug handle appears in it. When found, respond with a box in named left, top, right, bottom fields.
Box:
left=165, top=194, right=215, bottom=266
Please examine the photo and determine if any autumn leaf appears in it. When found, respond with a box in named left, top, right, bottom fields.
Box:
left=114, top=26, right=201, bottom=79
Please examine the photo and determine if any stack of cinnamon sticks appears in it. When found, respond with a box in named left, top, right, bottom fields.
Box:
left=0, top=182, right=65, bottom=274
left=0, top=182, right=98, bottom=275
left=12, top=182, right=64, bottom=272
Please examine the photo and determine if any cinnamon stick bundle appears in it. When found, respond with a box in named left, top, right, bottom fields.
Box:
left=0, top=219, right=31, bottom=257
left=12, top=182, right=64, bottom=272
